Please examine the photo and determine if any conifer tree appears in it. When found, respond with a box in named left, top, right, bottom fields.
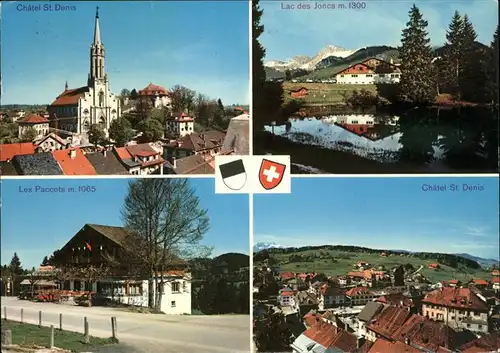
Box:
left=398, top=5, right=436, bottom=105
left=252, top=0, right=267, bottom=130
left=442, top=11, right=464, bottom=98
left=487, top=25, right=499, bottom=104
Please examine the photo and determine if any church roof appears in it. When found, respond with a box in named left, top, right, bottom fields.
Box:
left=18, top=114, right=49, bottom=124
left=139, top=83, right=169, bottom=96
left=51, top=86, right=89, bottom=106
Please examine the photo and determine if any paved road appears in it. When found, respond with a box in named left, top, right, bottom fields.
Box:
left=1, top=297, right=251, bottom=353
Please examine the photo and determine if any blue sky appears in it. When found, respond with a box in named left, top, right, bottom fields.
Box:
left=2, top=1, right=249, bottom=105
left=260, top=0, right=498, bottom=61
left=1, top=178, right=249, bottom=269
left=254, top=177, right=499, bottom=260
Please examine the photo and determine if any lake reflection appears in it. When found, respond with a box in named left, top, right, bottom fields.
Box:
left=264, top=108, right=498, bottom=173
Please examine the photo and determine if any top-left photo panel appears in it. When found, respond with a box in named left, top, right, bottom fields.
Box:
left=0, top=1, right=250, bottom=177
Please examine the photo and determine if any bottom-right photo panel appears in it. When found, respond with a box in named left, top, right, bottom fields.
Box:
left=252, top=177, right=499, bottom=353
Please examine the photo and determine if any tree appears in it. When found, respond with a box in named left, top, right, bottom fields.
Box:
left=394, top=265, right=405, bottom=286
left=459, top=15, right=488, bottom=102
left=88, top=124, right=106, bottom=146
left=252, top=0, right=269, bottom=130
left=441, top=11, right=464, bottom=98
left=398, top=5, right=436, bottom=105
left=170, top=85, right=196, bottom=115
left=8, top=253, right=24, bottom=296
left=121, top=179, right=211, bottom=310
left=74, top=264, right=110, bottom=306
left=130, top=89, right=138, bottom=100
left=254, top=310, right=293, bottom=352
left=109, top=118, right=134, bottom=146
left=487, top=25, right=499, bottom=104
left=120, top=88, right=131, bottom=98
left=41, top=256, right=49, bottom=266
left=22, top=127, right=38, bottom=142
left=26, top=268, right=42, bottom=296
left=136, top=118, right=163, bottom=143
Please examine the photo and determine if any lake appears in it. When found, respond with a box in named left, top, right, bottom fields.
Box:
left=261, top=108, right=498, bottom=174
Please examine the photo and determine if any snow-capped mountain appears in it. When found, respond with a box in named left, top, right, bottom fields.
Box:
left=265, top=45, right=357, bottom=72
left=253, top=242, right=285, bottom=252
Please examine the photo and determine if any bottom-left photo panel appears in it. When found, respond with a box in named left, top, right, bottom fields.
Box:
left=0, top=177, right=251, bottom=353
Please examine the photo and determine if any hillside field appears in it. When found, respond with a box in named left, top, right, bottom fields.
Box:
left=283, top=82, right=377, bottom=106
left=263, top=249, right=493, bottom=284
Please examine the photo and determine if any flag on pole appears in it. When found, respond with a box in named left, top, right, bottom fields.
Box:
left=85, top=241, right=92, bottom=251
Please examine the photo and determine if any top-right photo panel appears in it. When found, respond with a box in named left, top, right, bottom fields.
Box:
left=252, top=0, right=499, bottom=174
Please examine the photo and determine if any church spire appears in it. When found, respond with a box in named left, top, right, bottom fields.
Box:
left=93, top=6, right=101, bottom=45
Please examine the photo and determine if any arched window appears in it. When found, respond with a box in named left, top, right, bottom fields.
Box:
left=83, top=120, right=90, bottom=132
left=99, top=91, right=104, bottom=107
left=99, top=116, right=106, bottom=129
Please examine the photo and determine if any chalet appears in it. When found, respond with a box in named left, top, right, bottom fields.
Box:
left=138, top=83, right=171, bottom=108
left=422, top=287, right=490, bottom=334
left=35, top=133, right=69, bottom=153
left=428, top=263, right=440, bottom=270
left=165, top=112, right=194, bottom=138
left=289, top=87, right=308, bottom=98
left=18, top=114, right=50, bottom=140
left=164, top=131, right=225, bottom=161
left=469, top=279, right=489, bottom=289
left=114, top=143, right=164, bottom=175
left=51, top=223, right=192, bottom=314
left=335, top=58, right=401, bottom=85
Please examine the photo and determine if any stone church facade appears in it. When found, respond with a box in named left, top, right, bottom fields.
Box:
left=48, top=8, right=121, bottom=137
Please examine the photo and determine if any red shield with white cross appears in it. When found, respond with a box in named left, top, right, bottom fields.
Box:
left=259, top=159, right=286, bottom=190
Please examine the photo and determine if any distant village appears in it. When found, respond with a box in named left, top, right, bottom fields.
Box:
left=253, top=255, right=500, bottom=352
left=0, top=8, right=249, bottom=176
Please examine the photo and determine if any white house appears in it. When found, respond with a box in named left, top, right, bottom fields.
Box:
left=278, top=289, right=298, bottom=308
left=165, top=112, right=195, bottom=138
left=35, top=133, right=69, bottom=152
left=335, top=58, right=401, bottom=85
left=492, top=278, right=500, bottom=291
left=138, top=83, right=171, bottom=108
left=47, top=8, right=121, bottom=138
left=18, top=114, right=50, bottom=140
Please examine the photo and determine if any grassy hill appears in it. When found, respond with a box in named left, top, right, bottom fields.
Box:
left=255, top=245, right=493, bottom=284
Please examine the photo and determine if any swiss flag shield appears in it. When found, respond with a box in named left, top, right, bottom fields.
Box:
left=259, top=159, right=286, bottom=190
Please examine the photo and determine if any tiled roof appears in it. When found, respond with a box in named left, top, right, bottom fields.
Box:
left=52, top=148, right=97, bottom=175
left=51, top=87, right=89, bottom=106
left=303, top=322, right=359, bottom=351
left=18, top=114, right=49, bottom=124
left=289, top=86, right=308, bottom=92
left=138, top=83, right=168, bottom=95
left=115, top=147, right=133, bottom=160
left=422, top=288, right=489, bottom=311
left=492, top=277, right=500, bottom=284
left=376, top=293, right=413, bottom=308
left=0, top=142, right=35, bottom=162
left=324, top=286, right=345, bottom=296
left=346, top=286, right=370, bottom=296
left=368, top=338, right=420, bottom=353
left=367, top=306, right=412, bottom=339
left=172, top=154, right=215, bottom=175
left=459, top=332, right=500, bottom=353
left=125, top=143, right=159, bottom=158
left=393, top=314, right=460, bottom=351
left=303, top=313, right=322, bottom=327
left=178, top=131, right=225, bottom=152
left=12, top=152, right=63, bottom=175
left=280, top=272, right=295, bottom=280
left=471, top=279, right=489, bottom=285
left=86, top=151, right=129, bottom=175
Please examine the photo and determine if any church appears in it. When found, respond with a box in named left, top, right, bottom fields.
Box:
left=48, top=8, right=121, bottom=138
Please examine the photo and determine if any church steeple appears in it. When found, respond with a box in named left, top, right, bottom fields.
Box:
left=88, top=6, right=106, bottom=86
left=93, top=7, right=101, bottom=45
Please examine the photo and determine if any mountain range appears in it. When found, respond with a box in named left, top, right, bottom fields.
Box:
left=253, top=243, right=497, bottom=268
left=264, top=45, right=400, bottom=80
